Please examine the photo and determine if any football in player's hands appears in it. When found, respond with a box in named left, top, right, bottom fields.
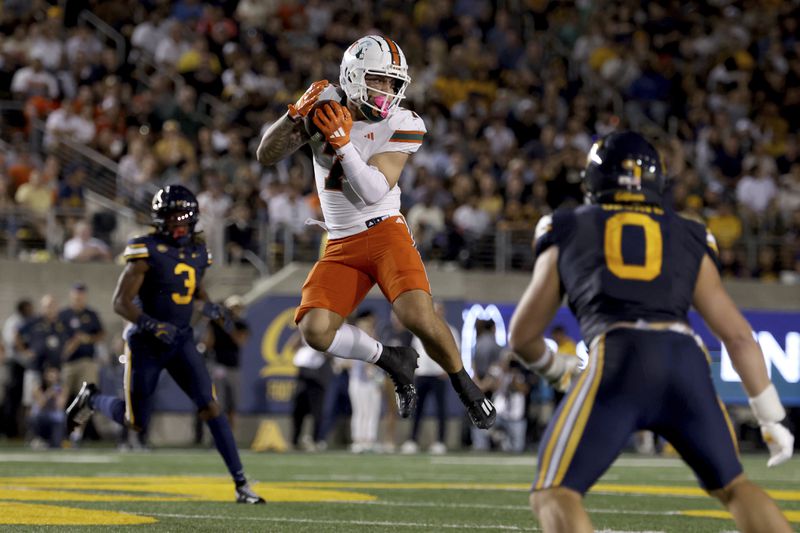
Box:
left=304, top=95, right=345, bottom=142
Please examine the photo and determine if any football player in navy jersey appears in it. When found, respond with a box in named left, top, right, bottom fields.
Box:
left=66, top=185, right=264, bottom=504
left=508, top=132, right=793, bottom=533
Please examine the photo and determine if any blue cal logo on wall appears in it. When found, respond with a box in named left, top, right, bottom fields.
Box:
left=240, top=296, right=303, bottom=414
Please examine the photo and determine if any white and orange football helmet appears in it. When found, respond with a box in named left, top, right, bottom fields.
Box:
left=339, top=35, right=411, bottom=122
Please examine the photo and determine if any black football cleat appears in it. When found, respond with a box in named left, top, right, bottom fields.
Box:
left=465, top=397, right=497, bottom=429
left=236, top=483, right=266, bottom=504
left=449, top=369, right=497, bottom=429
left=66, top=382, right=98, bottom=434
left=376, top=346, right=418, bottom=418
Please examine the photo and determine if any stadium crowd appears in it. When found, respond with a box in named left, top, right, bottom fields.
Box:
left=1, top=0, right=800, bottom=276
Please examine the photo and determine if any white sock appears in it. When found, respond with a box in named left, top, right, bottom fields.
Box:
left=327, top=324, right=383, bottom=363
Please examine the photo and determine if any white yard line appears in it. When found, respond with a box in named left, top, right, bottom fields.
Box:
left=143, top=512, right=540, bottom=531
left=326, top=499, right=700, bottom=517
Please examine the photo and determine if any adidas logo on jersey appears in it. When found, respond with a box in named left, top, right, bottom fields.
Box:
left=364, top=132, right=375, bottom=140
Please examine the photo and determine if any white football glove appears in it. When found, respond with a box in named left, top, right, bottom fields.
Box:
left=760, top=422, right=794, bottom=467
left=749, top=384, right=794, bottom=467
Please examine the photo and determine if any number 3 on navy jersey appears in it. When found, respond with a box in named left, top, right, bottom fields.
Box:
left=172, top=263, right=196, bottom=304
left=604, top=213, right=663, bottom=281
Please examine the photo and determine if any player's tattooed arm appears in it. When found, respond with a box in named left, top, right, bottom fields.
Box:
left=112, top=259, right=149, bottom=323
left=256, top=114, right=309, bottom=166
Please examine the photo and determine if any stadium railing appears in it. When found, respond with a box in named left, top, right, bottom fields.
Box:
left=78, top=10, right=126, bottom=68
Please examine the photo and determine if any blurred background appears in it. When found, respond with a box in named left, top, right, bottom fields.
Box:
left=0, top=0, right=798, bottom=454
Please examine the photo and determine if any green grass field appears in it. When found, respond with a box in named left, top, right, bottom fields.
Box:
left=0, top=448, right=797, bottom=532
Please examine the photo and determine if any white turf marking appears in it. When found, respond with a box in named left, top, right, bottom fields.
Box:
left=290, top=474, right=383, bottom=481
left=335, top=499, right=695, bottom=518
left=430, top=456, right=683, bottom=468
left=0, top=453, right=119, bottom=464
left=143, top=513, right=540, bottom=531
left=597, top=531, right=665, bottom=533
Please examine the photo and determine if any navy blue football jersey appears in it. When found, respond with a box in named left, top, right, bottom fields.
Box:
left=535, top=203, right=719, bottom=343
left=122, top=234, right=212, bottom=328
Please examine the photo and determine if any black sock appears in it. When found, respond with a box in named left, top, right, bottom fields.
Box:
left=235, top=477, right=247, bottom=488
left=448, top=368, right=481, bottom=401
left=206, top=414, right=246, bottom=485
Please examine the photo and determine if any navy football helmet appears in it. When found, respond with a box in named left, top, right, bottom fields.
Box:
left=582, top=131, right=666, bottom=205
left=151, top=185, right=199, bottom=244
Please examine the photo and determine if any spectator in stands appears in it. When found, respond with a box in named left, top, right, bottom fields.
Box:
left=43, top=99, right=89, bottom=150
left=154, top=22, right=191, bottom=68
left=154, top=119, right=197, bottom=172
left=18, top=295, right=65, bottom=420
left=65, top=23, right=103, bottom=65
left=28, top=364, right=66, bottom=449
left=6, top=146, right=39, bottom=196
left=117, top=136, right=148, bottom=203
left=225, top=202, right=258, bottom=263
left=197, top=170, right=232, bottom=263
left=62, top=220, right=112, bottom=262
left=406, top=190, right=445, bottom=260
left=778, top=163, right=800, bottom=221
left=59, top=283, right=104, bottom=400
left=753, top=246, right=780, bottom=282
left=14, top=170, right=53, bottom=224
left=1, top=299, right=34, bottom=438
left=27, top=20, right=64, bottom=71
left=268, top=171, right=314, bottom=241
left=289, top=332, right=331, bottom=452
left=56, top=164, right=86, bottom=212
left=707, top=200, right=743, bottom=250
left=490, top=353, right=530, bottom=453
left=10, top=57, right=59, bottom=100
left=130, top=8, right=169, bottom=57
left=737, top=157, right=779, bottom=222
left=471, top=320, right=502, bottom=450
left=201, top=295, right=248, bottom=434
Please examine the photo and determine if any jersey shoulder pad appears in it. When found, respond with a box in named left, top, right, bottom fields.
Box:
left=123, top=235, right=153, bottom=262
left=533, top=213, right=555, bottom=256
left=679, top=215, right=720, bottom=269
left=384, top=108, right=426, bottom=152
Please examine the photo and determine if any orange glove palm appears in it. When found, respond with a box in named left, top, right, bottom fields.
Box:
left=312, top=102, right=353, bottom=149
left=287, top=80, right=329, bottom=121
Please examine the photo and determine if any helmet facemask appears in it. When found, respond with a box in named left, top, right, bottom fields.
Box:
left=340, top=36, right=411, bottom=122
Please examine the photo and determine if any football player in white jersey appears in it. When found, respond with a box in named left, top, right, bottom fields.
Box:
left=257, top=35, right=496, bottom=429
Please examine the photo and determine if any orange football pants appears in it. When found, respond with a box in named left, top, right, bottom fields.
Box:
left=294, top=216, right=431, bottom=323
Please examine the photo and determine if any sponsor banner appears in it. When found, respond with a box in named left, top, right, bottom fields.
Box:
left=228, top=298, right=800, bottom=414
left=460, top=303, right=800, bottom=406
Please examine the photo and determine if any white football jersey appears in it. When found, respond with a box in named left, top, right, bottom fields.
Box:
left=309, top=87, right=426, bottom=238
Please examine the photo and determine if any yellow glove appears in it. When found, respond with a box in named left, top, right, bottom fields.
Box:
left=287, top=80, right=329, bottom=122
